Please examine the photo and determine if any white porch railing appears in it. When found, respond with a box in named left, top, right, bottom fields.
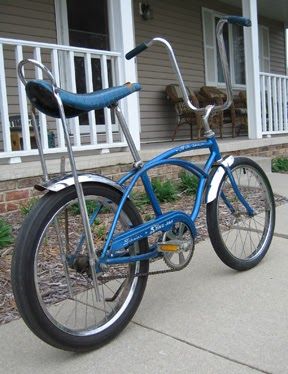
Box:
left=260, top=72, right=288, bottom=136
left=0, top=38, right=127, bottom=161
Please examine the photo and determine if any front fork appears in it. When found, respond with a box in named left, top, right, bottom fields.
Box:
left=222, top=166, right=255, bottom=217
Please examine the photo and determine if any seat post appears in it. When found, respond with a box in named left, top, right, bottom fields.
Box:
left=113, top=104, right=143, bottom=168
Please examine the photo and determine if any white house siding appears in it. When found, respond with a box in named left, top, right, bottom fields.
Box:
left=133, top=0, right=287, bottom=142
left=0, top=0, right=56, bottom=42
left=264, top=19, right=286, bottom=75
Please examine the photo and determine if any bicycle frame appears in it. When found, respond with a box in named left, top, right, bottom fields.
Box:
left=96, top=136, right=219, bottom=264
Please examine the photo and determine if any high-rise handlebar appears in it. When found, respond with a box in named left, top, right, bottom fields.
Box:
left=126, top=16, right=251, bottom=116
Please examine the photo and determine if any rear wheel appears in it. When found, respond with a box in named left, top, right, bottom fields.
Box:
left=207, top=157, right=275, bottom=270
left=12, top=183, right=149, bottom=351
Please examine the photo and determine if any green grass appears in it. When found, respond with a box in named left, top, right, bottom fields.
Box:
left=272, top=157, right=288, bottom=173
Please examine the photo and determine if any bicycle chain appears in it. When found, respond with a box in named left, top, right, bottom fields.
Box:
left=98, top=262, right=183, bottom=282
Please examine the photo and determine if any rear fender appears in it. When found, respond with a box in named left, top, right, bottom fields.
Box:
left=206, top=155, right=234, bottom=203
left=34, top=173, right=125, bottom=193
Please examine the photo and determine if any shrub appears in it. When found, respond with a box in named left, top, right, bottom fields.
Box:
left=0, top=218, right=13, bottom=248
left=70, top=200, right=99, bottom=216
left=19, top=197, right=39, bottom=216
left=178, top=171, right=198, bottom=195
left=151, top=178, right=178, bottom=203
left=131, top=191, right=150, bottom=211
left=272, top=157, right=288, bottom=173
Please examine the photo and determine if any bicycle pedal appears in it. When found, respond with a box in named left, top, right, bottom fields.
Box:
left=157, top=242, right=180, bottom=252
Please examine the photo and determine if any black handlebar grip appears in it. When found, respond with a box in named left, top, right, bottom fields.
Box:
left=225, top=16, right=252, bottom=27
left=125, top=42, right=149, bottom=60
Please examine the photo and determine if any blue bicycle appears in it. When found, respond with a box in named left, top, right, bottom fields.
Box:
left=12, top=16, right=275, bottom=352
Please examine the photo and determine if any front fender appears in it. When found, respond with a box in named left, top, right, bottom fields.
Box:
left=206, top=155, right=234, bottom=203
left=34, top=173, right=125, bottom=193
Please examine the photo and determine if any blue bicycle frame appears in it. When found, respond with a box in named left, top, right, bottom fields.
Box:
left=91, top=135, right=253, bottom=267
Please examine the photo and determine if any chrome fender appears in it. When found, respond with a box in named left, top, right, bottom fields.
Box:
left=206, top=155, right=234, bottom=203
left=35, top=173, right=125, bottom=193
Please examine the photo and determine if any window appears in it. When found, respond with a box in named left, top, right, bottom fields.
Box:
left=67, top=0, right=109, bottom=50
left=202, top=8, right=270, bottom=87
left=202, top=8, right=245, bottom=87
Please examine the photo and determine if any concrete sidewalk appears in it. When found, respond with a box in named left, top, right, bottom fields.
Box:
left=0, top=173, right=287, bottom=374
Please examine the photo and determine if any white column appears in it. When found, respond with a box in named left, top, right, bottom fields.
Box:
left=286, top=28, right=288, bottom=76
left=108, top=0, right=141, bottom=150
left=242, top=0, right=262, bottom=138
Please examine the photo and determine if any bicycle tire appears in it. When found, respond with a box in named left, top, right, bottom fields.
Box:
left=206, top=157, right=275, bottom=271
left=12, top=183, right=149, bottom=352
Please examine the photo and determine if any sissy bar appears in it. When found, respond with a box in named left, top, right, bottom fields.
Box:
left=18, top=59, right=102, bottom=301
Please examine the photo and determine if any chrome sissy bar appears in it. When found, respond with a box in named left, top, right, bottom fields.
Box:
left=18, top=59, right=102, bottom=301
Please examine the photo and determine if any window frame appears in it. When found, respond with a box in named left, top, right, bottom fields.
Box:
left=202, top=8, right=271, bottom=89
left=202, top=7, right=246, bottom=90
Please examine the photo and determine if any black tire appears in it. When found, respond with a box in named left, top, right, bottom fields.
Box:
left=12, top=183, right=149, bottom=352
left=207, top=157, right=275, bottom=271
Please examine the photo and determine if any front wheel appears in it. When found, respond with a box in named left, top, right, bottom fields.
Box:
left=207, top=157, right=275, bottom=271
left=12, top=183, right=149, bottom=351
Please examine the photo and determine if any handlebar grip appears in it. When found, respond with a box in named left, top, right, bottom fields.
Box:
left=225, top=16, right=251, bottom=27
left=125, top=42, right=149, bottom=60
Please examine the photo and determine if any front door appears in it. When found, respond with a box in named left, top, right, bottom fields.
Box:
left=57, top=0, right=114, bottom=134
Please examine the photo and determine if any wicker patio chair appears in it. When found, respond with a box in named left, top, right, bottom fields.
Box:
left=199, top=86, right=226, bottom=138
left=231, top=90, right=248, bottom=136
left=165, top=84, right=203, bottom=140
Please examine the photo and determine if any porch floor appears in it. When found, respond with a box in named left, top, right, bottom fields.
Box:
left=1, top=135, right=288, bottom=182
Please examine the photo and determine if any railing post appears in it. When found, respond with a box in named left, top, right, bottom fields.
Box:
left=34, top=47, right=49, bottom=150
left=84, top=53, right=98, bottom=145
left=0, top=44, right=12, bottom=152
left=15, top=45, right=32, bottom=149
left=283, top=77, right=288, bottom=130
left=51, top=49, right=65, bottom=148
left=101, top=55, right=113, bottom=145
left=242, top=0, right=262, bottom=139
left=108, top=0, right=141, bottom=150
left=68, top=50, right=81, bottom=146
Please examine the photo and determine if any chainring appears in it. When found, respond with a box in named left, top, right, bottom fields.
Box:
left=162, top=222, right=195, bottom=270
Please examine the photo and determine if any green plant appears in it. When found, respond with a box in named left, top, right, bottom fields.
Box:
left=151, top=178, right=178, bottom=203
left=144, top=213, right=153, bottom=221
left=93, top=224, right=106, bottom=239
left=178, top=171, right=198, bottom=195
left=70, top=200, right=99, bottom=216
left=272, top=157, right=288, bottom=173
left=93, top=217, right=101, bottom=226
left=131, top=192, right=150, bottom=211
left=0, top=218, right=13, bottom=248
left=19, top=197, right=39, bottom=216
